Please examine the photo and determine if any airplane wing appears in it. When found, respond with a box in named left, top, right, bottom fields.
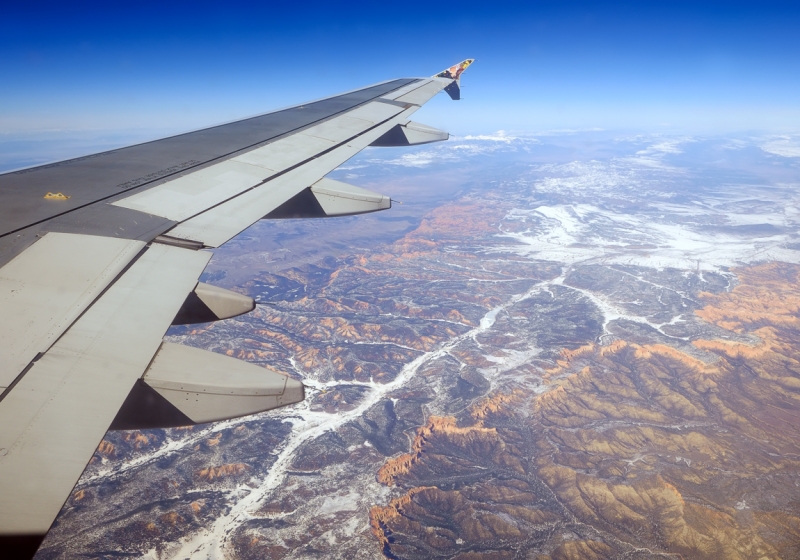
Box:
left=0, top=59, right=474, bottom=558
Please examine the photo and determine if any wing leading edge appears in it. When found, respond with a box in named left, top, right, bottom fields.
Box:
left=0, top=59, right=473, bottom=559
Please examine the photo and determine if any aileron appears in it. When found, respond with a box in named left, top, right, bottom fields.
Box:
left=393, top=79, right=448, bottom=105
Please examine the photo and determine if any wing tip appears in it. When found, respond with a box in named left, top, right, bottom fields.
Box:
left=434, top=59, right=475, bottom=100
left=433, top=59, right=475, bottom=80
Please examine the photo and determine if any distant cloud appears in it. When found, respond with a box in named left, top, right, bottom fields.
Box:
left=635, top=137, right=695, bottom=156
left=625, top=136, right=696, bottom=169
left=761, top=136, right=800, bottom=158
left=530, top=127, right=605, bottom=136
left=461, top=131, right=521, bottom=143
left=375, top=151, right=445, bottom=167
left=365, top=131, right=538, bottom=167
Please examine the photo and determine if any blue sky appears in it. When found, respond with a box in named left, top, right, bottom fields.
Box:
left=2, top=1, right=799, bottom=142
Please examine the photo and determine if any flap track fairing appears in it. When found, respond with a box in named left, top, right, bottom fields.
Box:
left=145, top=343, right=304, bottom=424
left=370, top=121, right=449, bottom=147
left=172, top=282, right=255, bottom=325
left=263, top=178, right=391, bottom=219
left=112, top=342, right=305, bottom=429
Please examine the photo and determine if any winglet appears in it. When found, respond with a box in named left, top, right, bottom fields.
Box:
left=435, top=59, right=475, bottom=81
left=434, top=59, right=475, bottom=100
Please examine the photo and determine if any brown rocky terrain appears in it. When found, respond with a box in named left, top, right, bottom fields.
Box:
left=35, top=135, right=800, bottom=560
left=370, top=262, right=800, bottom=559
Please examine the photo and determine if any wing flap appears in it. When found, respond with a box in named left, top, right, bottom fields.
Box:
left=164, top=105, right=417, bottom=247
left=0, top=243, right=210, bottom=535
left=232, top=133, right=334, bottom=172
left=109, top=102, right=406, bottom=224
left=110, top=160, right=270, bottom=222
left=0, top=233, right=146, bottom=388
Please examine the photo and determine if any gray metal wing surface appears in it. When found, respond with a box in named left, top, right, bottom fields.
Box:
left=0, top=60, right=473, bottom=558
